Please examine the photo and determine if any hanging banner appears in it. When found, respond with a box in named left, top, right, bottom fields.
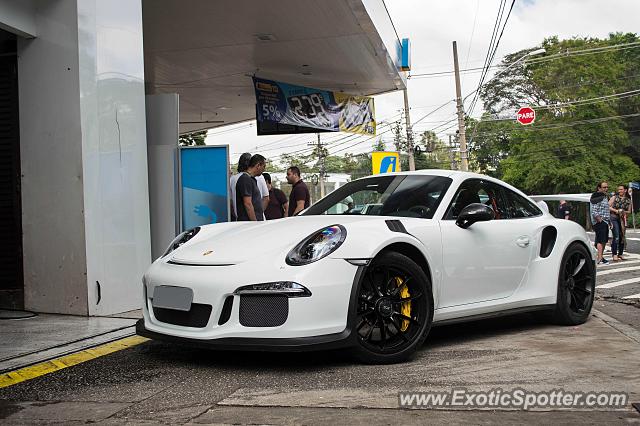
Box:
left=253, top=77, right=375, bottom=135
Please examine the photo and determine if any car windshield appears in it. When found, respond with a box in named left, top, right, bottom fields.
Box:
left=302, top=175, right=452, bottom=219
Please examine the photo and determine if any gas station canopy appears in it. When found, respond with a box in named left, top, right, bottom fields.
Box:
left=142, top=0, right=407, bottom=134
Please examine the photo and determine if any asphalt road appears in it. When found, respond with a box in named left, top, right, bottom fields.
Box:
left=1, top=239, right=639, bottom=424
left=589, top=230, right=640, bottom=329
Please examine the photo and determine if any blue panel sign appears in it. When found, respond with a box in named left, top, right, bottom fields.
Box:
left=179, top=145, right=229, bottom=230
left=253, top=77, right=376, bottom=135
left=400, top=38, right=411, bottom=71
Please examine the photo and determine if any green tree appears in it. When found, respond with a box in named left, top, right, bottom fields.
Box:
left=414, top=131, right=452, bottom=170
left=471, top=33, right=640, bottom=193
left=178, top=130, right=207, bottom=146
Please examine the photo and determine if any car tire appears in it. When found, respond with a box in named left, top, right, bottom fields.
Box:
left=351, top=251, right=433, bottom=364
left=549, top=242, right=595, bottom=325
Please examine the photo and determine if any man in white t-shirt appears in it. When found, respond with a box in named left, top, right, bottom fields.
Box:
left=230, top=153, right=269, bottom=220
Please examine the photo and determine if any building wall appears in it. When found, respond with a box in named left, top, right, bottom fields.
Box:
left=18, top=0, right=88, bottom=314
left=16, top=0, right=151, bottom=315
left=0, top=0, right=37, bottom=38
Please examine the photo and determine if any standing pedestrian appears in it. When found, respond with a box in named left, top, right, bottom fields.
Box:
left=262, top=172, right=289, bottom=220
left=609, top=184, right=632, bottom=261
left=286, top=166, right=311, bottom=217
left=235, top=154, right=267, bottom=221
left=230, top=153, right=251, bottom=221
left=590, top=181, right=611, bottom=264
left=230, top=153, right=269, bottom=220
left=557, top=200, right=571, bottom=220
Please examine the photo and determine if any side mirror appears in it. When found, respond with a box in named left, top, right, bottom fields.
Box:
left=455, top=203, right=495, bottom=229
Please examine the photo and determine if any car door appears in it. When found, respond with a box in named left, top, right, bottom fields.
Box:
left=438, top=179, right=535, bottom=308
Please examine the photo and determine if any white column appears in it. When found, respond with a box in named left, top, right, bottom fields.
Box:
left=77, top=0, right=151, bottom=315
left=146, top=94, right=180, bottom=260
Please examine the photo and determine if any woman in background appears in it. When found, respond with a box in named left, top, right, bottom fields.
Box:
left=609, top=184, right=632, bottom=261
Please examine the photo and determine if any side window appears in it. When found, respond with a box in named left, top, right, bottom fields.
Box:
left=445, top=179, right=508, bottom=220
left=380, top=176, right=452, bottom=219
left=482, top=182, right=509, bottom=220
left=504, top=188, right=542, bottom=218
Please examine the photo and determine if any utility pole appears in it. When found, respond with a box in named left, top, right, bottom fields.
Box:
left=448, top=134, right=457, bottom=170
left=452, top=41, right=468, bottom=172
left=317, top=133, right=326, bottom=198
left=403, top=83, right=416, bottom=171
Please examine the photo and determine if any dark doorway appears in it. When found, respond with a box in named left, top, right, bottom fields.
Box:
left=0, top=29, right=23, bottom=309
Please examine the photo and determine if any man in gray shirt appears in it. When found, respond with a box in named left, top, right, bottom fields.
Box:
left=235, top=154, right=266, bottom=221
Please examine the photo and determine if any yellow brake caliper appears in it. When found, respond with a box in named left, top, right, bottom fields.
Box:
left=395, top=277, right=411, bottom=331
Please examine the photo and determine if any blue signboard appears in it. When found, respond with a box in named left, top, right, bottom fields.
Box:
left=400, top=38, right=411, bottom=71
left=179, top=145, right=229, bottom=230
left=253, top=77, right=376, bottom=135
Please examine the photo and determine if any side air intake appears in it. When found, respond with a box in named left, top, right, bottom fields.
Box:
left=385, top=220, right=408, bottom=234
left=540, top=226, right=557, bottom=258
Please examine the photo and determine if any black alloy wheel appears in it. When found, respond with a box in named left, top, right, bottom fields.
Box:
left=352, top=251, right=433, bottom=364
left=551, top=242, right=595, bottom=325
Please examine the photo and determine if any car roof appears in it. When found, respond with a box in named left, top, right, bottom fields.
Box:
left=360, top=169, right=495, bottom=180
left=355, top=170, right=535, bottom=200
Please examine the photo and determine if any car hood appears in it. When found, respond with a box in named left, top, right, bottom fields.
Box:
left=168, top=215, right=386, bottom=265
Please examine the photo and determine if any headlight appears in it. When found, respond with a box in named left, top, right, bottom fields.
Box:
left=162, top=227, right=201, bottom=257
left=286, top=225, right=346, bottom=266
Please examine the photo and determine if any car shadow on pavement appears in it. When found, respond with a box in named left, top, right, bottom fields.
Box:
left=425, top=312, right=553, bottom=349
left=141, top=312, right=557, bottom=368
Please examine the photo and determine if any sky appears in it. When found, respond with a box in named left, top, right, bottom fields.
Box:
left=205, top=0, right=640, bottom=165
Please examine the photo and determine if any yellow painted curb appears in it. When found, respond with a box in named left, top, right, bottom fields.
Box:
left=0, top=335, right=149, bottom=389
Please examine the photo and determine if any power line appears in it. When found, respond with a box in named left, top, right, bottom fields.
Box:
left=326, top=100, right=463, bottom=156
left=468, top=112, right=640, bottom=138
left=467, top=0, right=507, bottom=117
left=381, top=0, right=402, bottom=46
left=462, top=0, right=481, bottom=91
left=477, top=88, right=640, bottom=120
left=409, top=66, right=491, bottom=79
left=525, top=41, right=640, bottom=66
left=468, top=0, right=516, bottom=118
left=280, top=117, right=401, bottom=158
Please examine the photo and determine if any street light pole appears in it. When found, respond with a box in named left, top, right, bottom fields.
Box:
left=453, top=41, right=468, bottom=172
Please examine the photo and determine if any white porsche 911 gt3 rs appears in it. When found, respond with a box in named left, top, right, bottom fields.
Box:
left=136, top=170, right=596, bottom=363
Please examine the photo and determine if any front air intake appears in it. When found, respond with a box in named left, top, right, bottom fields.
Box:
left=153, top=303, right=212, bottom=328
left=218, top=296, right=234, bottom=325
left=239, top=295, right=288, bottom=327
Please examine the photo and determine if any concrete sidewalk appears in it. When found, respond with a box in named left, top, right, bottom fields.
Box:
left=0, top=310, right=141, bottom=374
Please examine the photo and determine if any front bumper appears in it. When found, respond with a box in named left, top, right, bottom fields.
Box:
left=139, top=256, right=365, bottom=347
left=136, top=318, right=354, bottom=352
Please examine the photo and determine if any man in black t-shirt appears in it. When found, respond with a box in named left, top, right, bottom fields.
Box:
left=262, top=173, right=289, bottom=220
left=557, top=200, right=571, bottom=220
left=286, top=166, right=311, bottom=216
left=235, top=155, right=266, bottom=221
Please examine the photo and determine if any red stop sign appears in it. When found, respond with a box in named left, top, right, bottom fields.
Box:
left=516, top=107, right=535, bottom=125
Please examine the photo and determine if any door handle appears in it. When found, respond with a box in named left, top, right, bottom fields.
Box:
left=516, top=236, right=530, bottom=248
